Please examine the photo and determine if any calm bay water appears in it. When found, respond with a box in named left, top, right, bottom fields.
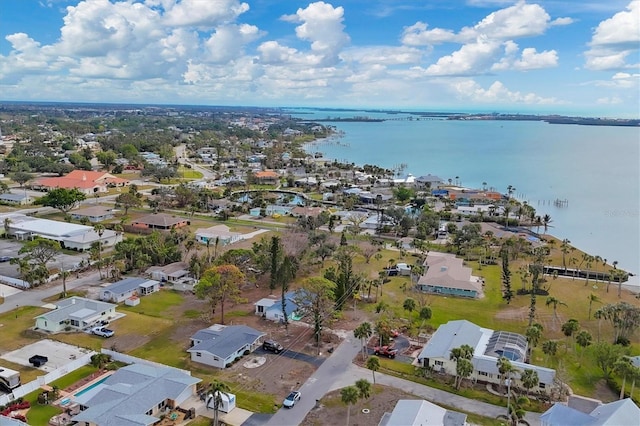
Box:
left=292, top=109, right=640, bottom=285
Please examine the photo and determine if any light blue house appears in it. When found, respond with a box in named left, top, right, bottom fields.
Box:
left=416, top=253, right=483, bottom=299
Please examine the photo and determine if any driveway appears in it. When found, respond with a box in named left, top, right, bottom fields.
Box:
left=254, top=347, right=325, bottom=368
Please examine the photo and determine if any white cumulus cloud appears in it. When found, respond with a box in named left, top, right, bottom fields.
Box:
left=585, top=0, right=640, bottom=70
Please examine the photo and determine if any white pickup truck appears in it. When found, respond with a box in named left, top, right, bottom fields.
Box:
left=91, top=326, right=115, bottom=338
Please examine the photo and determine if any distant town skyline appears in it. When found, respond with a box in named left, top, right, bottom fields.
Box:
left=0, top=0, right=638, bottom=118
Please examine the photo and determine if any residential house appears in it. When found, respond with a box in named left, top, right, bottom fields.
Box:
left=378, top=399, right=468, bottom=426
left=254, top=170, right=279, bottom=185
left=33, top=170, right=129, bottom=195
left=131, top=213, right=189, bottom=230
left=195, top=224, right=242, bottom=246
left=72, top=363, right=200, bottom=426
left=540, top=398, right=640, bottom=426
left=99, top=277, right=160, bottom=303
left=261, top=291, right=303, bottom=323
left=254, top=297, right=278, bottom=317
left=3, top=214, right=121, bottom=252
left=415, top=174, right=445, bottom=189
left=0, top=192, right=32, bottom=206
left=146, top=262, right=190, bottom=283
left=34, top=297, right=117, bottom=333
left=417, top=320, right=555, bottom=394
left=187, top=324, right=265, bottom=369
left=290, top=206, right=325, bottom=218
left=70, top=205, right=115, bottom=223
left=416, top=253, right=483, bottom=299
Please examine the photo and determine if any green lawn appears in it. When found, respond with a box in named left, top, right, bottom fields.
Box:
left=177, top=166, right=204, bottom=179
left=0, top=306, right=49, bottom=351
left=119, top=289, right=184, bottom=317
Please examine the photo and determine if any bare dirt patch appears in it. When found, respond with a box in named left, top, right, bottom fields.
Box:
left=301, top=384, right=416, bottom=426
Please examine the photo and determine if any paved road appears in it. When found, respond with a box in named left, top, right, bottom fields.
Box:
left=0, top=270, right=103, bottom=314
left=243, top=331, right=361, bottom=426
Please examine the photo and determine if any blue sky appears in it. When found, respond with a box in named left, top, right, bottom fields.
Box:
left=0, top=0, right=638, bottom=117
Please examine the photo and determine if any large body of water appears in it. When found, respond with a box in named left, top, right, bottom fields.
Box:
left=291, top=109, right=640, bottom=286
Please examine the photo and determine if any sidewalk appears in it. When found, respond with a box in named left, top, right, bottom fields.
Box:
left=330, top=364, right=542, bottom=426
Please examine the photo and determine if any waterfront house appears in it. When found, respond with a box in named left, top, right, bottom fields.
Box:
left=188, top=324, right=265, bottom=369
left=417, top=320, right=555, bottom=394
left=415, top=174, right=445, bottom=189
left=416, top=253, right=483, bottom=299
left=35, top=297, right=117, bottom=333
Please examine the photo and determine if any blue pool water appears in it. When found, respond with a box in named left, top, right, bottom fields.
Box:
left=74, top=376, right=109, bottom=397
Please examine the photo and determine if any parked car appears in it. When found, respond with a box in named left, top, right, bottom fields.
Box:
left=283, top=391, right=301, bottom=408
left=0, top=256, right=13, bottom=262
left=92, top=326, right=115, bottom=338
left=373, top=345, right=398, bottom=359
left=263, top=339, right=284, bottom=354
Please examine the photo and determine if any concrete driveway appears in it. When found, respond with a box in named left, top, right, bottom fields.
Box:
left=1, top=339, right=95, bottom=373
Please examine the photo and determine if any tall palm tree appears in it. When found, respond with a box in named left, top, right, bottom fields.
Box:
left=341, top=385, right=360, bottom=426
left=542, top=214, right=552, bottom=235
left=207, top=380, right=231, bottom=426
left=614, top=357, right=634, bottom=400
left=366, top=356, right=380, bottom=384
left=588, top=293, right=601, bottom=319
left=354, top=322, right=373, bottom=360
left=545, top=296, right=567, bottom=329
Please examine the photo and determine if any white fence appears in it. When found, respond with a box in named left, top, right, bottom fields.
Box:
left=0, top=352, right=94, bottom=406
left=0, top=275, right=30, bottom=289
left=101, top=349, right=192, bottom=376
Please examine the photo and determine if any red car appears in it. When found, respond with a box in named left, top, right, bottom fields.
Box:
left=373, top=345, right=398, bottom=359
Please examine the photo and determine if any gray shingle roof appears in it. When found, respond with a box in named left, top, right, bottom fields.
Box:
left=188, top=324, right=265, bottom=359
left=37, top=297, right=116, bottom=324
left=103, top=277, right=159, bottom=295
left=417, top=320, right=484, bottom=360
left=72, top=364, right=200, bottom=426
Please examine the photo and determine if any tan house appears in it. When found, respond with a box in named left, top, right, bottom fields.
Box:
left=254, top=170, right=279, bottom=184
left=131, top=213, right=189, bottom=230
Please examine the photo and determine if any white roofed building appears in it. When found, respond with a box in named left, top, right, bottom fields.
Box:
left=417, top=320, right=555, bottom=394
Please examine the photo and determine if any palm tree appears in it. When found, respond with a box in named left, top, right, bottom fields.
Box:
left=614, top=357, right=634, bottom=400
left=520, top=369, right=539, bottom=395
left=575, top=330, right=592, bottom=360
left=366, top=356, right=380, bottom=384
left=354, top=322, right=373, bottom=361
left=588, top=293, right=601, bottom=319
left=545, top=296, right=567, bottom=329
left=542, top=214, right=552, bottom=235
left=341, top=385, right=360, bottom=426
left=561, top=319, right=580, bottom=352
left=525, top=324, right=543, bottom=358
left=542, top=340, right=558, bottom=363
left=450, top=345, right=474, bottom=389
left=629, top=364, right=640, bottom=400
left=207, top=380, right=231, bottom=426
left=355, top=378, right=371, bottom=400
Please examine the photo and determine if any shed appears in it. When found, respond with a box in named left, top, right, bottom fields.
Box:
left=207, top=391, right=236, bottom=413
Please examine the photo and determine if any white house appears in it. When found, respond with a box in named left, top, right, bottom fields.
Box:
left=99, top=277, right=160, bottom=303
left=195, top=225, right=242, bottom=246
left=417, top=320, right=555, bottom=394
left=379, top=399, right=468, bottom=426
left=187, top=324, right=265, bottom=369
left=146, top=262, right=190, bottom=283
left=541, top=398, right=640, bottom=426
left=72, top=363, right=200, bottom=426
left=34, top=297, right=117, bottom=333
left=254, top=297, right=278, bottom=316
left=2, top=214, right=121, bottom=251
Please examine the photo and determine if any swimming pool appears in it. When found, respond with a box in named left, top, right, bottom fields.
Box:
left=74, top=376, right=110, bottom=397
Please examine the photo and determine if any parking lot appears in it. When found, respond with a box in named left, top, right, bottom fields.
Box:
left=1, top=340, right=94, bottom=373
left=0, top=239, right=87, bottom=280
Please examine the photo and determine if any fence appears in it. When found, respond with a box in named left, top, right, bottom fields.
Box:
left=100, top=349, right=192, bottom=376
left=0, top=352, right=94, bottom=406
left=0, top=275, right=30, bottom=289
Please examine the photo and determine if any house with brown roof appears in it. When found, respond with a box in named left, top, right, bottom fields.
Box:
left=254, top=170, right=279, bottom=184
left=70, top=206, right=115, bottom=223
left=290, top=206, right=325, bottom=218
left=131, top=213, right=189, bottom=230
left=416, top=252, right=483, bottom=298
left=34, top=170, right=129, bottom=195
